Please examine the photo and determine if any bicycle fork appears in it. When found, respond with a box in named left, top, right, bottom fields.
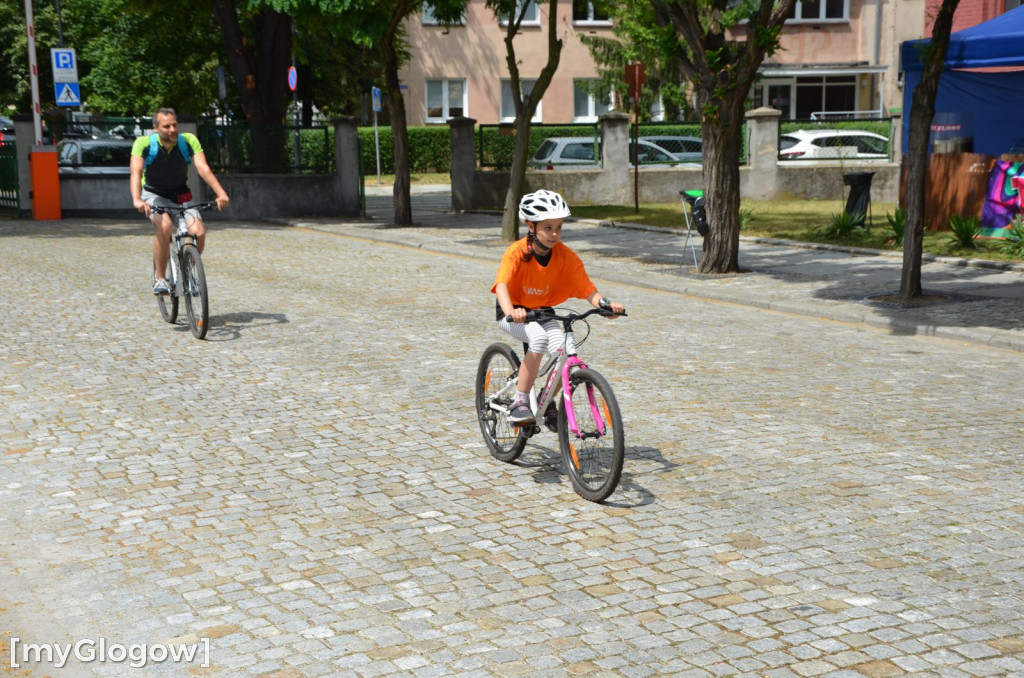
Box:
left=559, top=330, right=608, bottom=440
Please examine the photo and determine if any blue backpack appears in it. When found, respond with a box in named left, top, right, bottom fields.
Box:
left=144, top=133, right=191, bottom=167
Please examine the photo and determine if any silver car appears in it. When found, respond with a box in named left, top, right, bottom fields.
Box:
left=531, top=136, right=691, bottom=170
left=57, top=137, right=135, bottom=174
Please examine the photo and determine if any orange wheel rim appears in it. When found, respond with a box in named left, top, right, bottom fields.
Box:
left=569, top=442, right=580, bottom=469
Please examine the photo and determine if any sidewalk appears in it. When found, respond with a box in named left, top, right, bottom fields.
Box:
left=302, top=188, right=1024, bottom=352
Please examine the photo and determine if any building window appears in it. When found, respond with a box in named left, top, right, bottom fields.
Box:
left=785, top=0, right=847, bottom=21
left=573, top=79, right=611, bottom=122
left=501, top=79, right=541, bottom=122
left=795, top=76, right=856, bottom=119
left=426, top=79, right=466, bottom=122
left=500, top=0, right=540, bottom=26
left=572, top=0, right=611, bottom=24
left=421, top=2, right=465, bottom=25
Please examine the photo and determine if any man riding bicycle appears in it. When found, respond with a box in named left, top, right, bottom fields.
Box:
left=129, top=108, right=229, bottom=294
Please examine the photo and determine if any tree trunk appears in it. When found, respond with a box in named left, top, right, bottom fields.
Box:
left=499, top=0, right=562, bottom=241
left=211, top=1, right=292, bottom=172
left=383, top=38, right=412, bottom=225
left=501, top=118, right=533, bottom=241
left=899, top=0, right=961, bottom=300
left=697, top=87, right=745, bottom=273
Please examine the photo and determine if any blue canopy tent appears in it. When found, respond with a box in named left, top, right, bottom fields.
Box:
left=901, top=6, right=1024, bottom=156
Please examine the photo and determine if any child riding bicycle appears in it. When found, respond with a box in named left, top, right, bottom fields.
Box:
left=491, top=189, right=626, bottom=424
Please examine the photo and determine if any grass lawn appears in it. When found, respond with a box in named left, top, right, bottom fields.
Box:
left=572, top=199, right=1024, bottom=264
left=377, top=173, right=1024, bottom=264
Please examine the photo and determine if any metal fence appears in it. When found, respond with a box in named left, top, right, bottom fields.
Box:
left=196, top=123, right=334, bottom=174
left=0, top=143, right=18, bottom=215
left=477, top=120, right=752, bottom=169
left=477, top=123, right=599, bottom=169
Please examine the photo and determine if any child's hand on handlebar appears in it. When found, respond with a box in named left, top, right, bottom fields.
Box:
left=507, top=307, right=528, bottom=324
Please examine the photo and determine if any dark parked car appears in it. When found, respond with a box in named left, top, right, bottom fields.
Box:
left=0, top=116, right=15, bottom=145
left=57, top=137, right=135, bottom=174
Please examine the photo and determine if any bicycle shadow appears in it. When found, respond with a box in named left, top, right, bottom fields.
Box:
left=197, top=310, right=289, bottom=341
left=515, top=443, right=669, bottom=508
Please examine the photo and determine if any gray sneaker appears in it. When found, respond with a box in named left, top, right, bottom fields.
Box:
left=508, top=401, right=535, bottom=424
left=152, top=278, right=170, bottom=295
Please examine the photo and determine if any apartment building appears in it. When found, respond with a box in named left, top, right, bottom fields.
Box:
left=399, top=1, right=616, bottom=126
left=399, top=0, right=930, bottom=126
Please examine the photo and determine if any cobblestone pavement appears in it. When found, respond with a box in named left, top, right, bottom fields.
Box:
left=1, top=204, right=1023, bottom=678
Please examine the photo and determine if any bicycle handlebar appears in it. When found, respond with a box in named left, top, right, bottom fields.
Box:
left=150, top=201, right=219, bottom=216
left=504, top=307, right=627, bottom=324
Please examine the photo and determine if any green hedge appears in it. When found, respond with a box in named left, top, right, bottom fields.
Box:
left=358, top=126, right=452, bottom=175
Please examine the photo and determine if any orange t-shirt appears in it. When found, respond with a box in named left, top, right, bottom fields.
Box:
left=491, top=238, right=597, bottom=309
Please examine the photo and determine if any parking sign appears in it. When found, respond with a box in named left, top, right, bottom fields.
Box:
left=51, top=48, right=78, bottom=83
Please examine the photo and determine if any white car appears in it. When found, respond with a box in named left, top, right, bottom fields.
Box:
left=530, top=136, right=692, bottom=170
left=779, top=129, right=890, bottom=161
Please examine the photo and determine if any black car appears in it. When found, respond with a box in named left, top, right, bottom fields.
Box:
left=0, top=116, right=14, bottom=145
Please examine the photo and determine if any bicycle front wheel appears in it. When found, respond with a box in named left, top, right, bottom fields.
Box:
left=475, top=343, right=528, bottom=463
left=558, top=368, right=625, bottom=502
left=155, top=257, right=178, bottom=323
left=181, top=244, right=209, bottom=339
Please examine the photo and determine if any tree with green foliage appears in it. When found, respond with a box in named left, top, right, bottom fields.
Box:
left=644, top=0, right=797, bottom=274
left=578, top=1, right=692, bottom=121
left=900, top=0, right=961, bottom=300
left=490, top=0, right=564, bottom=241
left=2, top=0, right=225, bottom=117
left=339, top=0, right=468, bottom=226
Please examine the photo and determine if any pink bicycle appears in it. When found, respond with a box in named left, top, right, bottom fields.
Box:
left=475, top=307, right=627, bottom=502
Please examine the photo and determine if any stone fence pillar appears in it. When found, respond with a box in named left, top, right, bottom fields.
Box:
left=744, top=106, right=782, bottom=200
left=332, top=117, right=362, bottom=216
left=448, top=116, right=477, bottom=212
left=600, top=112, right=631, bottom=204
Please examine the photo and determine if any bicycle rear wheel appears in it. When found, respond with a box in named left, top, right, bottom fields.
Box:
left=475, top=342, right=528, bottom=463
left=155, top=257, right=178, bottom=323
left=181, top=244, right=209, bottom=339
left=558, top=368, right=625, bottom=502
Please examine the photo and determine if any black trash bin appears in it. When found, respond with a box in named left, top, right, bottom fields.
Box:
left=843, top=171, right=875, bottom=228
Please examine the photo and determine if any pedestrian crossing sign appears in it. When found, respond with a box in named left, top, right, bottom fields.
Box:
left=55, top=83, right=81, bottom=107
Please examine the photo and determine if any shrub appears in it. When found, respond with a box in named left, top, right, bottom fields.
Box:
left=885, top=207, right=906, bottom=246
left=999, top=216, right=1024, bottom=257
left=739, top=208, right=755, bottom=231
left=947, top=214, right=979, bottom=249
left=817, top=210, right=865, bottom=240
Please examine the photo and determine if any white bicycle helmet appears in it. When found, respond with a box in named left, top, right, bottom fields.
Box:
left=518, top=189, right=571, bottom=223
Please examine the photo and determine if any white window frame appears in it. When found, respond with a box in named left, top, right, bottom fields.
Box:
left=573, top=79, right=612, bottom=122
left=572, top=1, right=612, bottom=25
left=501, top=79, right=541, bottom=123
left=786, top=0, right=848, bottom=22
left=500, top=0, right=540, bottom=26
left=421, top=2, right=465, bottom=25
left=425, top=78, right=467, bottom=123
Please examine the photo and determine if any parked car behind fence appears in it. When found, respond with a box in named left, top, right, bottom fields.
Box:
left=531, top=136, right=699, bottom=170
left=779, top=128, right=890, bottom=161
left=57, top=137, right=135, bottom=174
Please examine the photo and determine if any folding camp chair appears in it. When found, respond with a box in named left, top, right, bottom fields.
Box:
left=679, top=189, right=704, bottom=267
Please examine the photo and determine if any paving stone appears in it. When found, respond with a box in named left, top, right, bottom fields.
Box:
left=1, top=208, right=1023, bottom=677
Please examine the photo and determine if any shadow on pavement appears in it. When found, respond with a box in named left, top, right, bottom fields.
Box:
left=204, top=311, right=289, bottom=341
left=0, top=219, right=291, bottom=238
